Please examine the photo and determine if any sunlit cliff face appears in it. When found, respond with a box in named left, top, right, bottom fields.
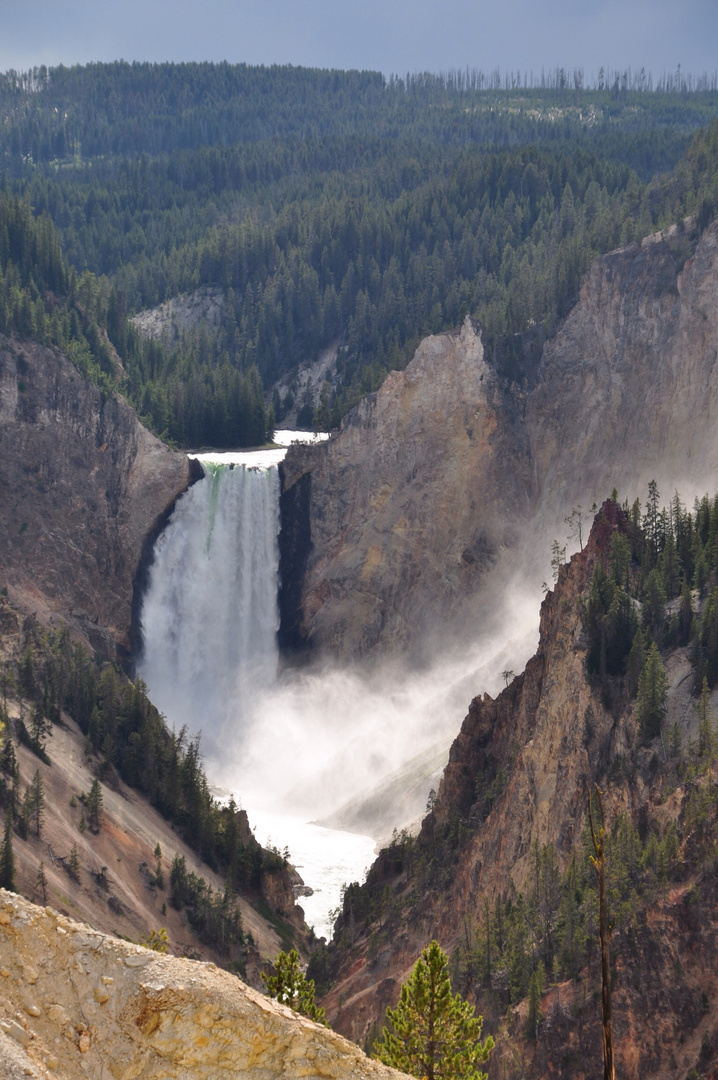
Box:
left=139, top=447, right=541, bottom=831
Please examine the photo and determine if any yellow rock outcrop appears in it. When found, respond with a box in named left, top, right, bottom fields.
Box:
left=0, top=890, right=408, bottom=1080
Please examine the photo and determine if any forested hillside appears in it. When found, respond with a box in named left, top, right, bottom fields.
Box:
left=2, top=61, right=718, bottom=445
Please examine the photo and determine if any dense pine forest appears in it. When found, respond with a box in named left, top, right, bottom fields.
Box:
left=2, top=61, right=718, bottom=445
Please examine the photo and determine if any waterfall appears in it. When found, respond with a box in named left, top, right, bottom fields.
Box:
left=138, top=461, right=281, bottom=757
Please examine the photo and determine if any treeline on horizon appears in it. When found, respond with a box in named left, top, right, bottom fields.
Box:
left=1, top=61, right=718, bottom=446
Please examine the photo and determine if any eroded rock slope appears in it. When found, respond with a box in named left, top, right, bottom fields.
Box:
left=0, top=889, right=408, bottom=1080
left=320, top=506, right=718, bottom=1080
left=280, top=221, right=718, bottom=659
left=0, top=335, right=197, bottom=659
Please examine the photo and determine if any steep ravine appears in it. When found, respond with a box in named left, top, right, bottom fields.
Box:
left=280, top=220, right=718, bottom=661
left=318, top=505, right=718, bottom=1080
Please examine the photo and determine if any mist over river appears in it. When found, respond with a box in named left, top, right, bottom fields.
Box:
left=138, top=431, right=539, bottom=936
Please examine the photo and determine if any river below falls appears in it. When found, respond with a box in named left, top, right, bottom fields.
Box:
left=246, top=809, right=376, bottom=939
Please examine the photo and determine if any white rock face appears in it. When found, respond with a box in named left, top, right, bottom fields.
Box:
left=0, top=889, right=408, bottom=1080
left=131, top=286, right=225, bottom=345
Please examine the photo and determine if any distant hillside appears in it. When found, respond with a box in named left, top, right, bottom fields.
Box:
left=2, top=62, right=718, bottom=445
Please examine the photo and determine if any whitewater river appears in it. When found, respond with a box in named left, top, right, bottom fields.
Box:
left=238, top=807, right=375, bottom=940
left=140, top=430, right=378, bottom=941
left=139, top=429, right=538, bottom=944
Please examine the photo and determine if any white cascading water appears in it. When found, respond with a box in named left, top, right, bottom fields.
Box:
left=138, top=461, right=281, bottom=759
left=138, top=438, right=378, bottom=936
left=138, top=435, right=540, bottom=935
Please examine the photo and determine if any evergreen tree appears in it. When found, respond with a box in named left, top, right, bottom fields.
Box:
left=642, top=567, right=667, bottom=642
left=31, top=770, right=44, bottom=837
left=29, top=702, right=50, bottom=752
left=67, top=842, right=80, bottom=882
left=678, top=578, right=694, bottom=645
left=154, top=842, right=165, bottom=889
left=263, top=949, right=326, bottom=1024
left=0, top=811, right=15, bottom=891
left=373, top=940, right=494, bottom=1080
left=86, top=778, right=103, bottom=832
left=526, top=961, right=545, bottom=1040
left=643, top=479, right=661, bottom=564
left=170, top=853, right=188, bottom=909
left=626, top=626, right=647, bottom=698
left=697, top=676, right=716, bottom=760
left=19, top=647, right=36, bottom=698
left=0, top=729, right=17, bottom=779
left=636, top=642, right=668, bottom=740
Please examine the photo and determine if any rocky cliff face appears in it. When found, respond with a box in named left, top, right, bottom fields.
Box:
left=528, top=221, right=718, bottom=530
left=0, top=335, right=198, bottom=659
left=319, top=507, right=718, bottom=1079
left=0, top=889, right=408, bottom=1080
left=280, top=221, right=718, bottom=659
left=321, top=506, right=627, bottom=1037
left=280, top=317, right=533, bottom=659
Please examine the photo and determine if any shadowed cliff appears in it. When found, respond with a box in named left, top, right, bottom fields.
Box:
left=0, top=335, right=199, bottom=661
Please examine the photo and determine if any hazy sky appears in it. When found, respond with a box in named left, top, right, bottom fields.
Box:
left=1, top=0, right=716, bottom=79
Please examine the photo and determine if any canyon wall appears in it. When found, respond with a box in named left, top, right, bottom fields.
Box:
left=279, top=316, right=533, bottom=659
left=0, top=335, right=198, bottom=659
left=280, top=221, right=718, bottom=659
left=320, top=507, right=718, bottom=1080
left=0, top=889, right=408, bottom=1080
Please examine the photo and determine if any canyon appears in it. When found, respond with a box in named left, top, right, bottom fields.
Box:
left=280, top=219, right=718, bottom=661
left=2, top=218, right=718, bottom=1079
left=318, top=505, right=718, bottom=1080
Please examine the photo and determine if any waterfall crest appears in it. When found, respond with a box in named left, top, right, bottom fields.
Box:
left=138, top=462, right=280, bottom=755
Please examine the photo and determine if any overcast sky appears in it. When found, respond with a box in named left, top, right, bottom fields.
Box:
left=1, top=0, right=716, bottom=80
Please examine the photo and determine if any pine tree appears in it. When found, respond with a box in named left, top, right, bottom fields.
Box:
left=263, top=949, right=326, bottom=1024
left=373, top=940, right=494, bottom=1080
left=29, top=702, right=50, bottom=753
left=67, top=843, right=80, bottom=882
left=154, top=842, right=165, bottom=889
left=643, top=479, right=661, bottom=564
left=587, top=785, right=615, bottom=1080
left=626, top=627, right=647, bottom=698
left=636, top=642, right=668, bottom=740
left=28, top=769, right=44, bottom=837
left=0, top=811, right=15, bottom=891
left=697, top=677, right=716, bottom=760
left=526, top=961, right=545, bottom=1040
left=0, top=729, right=18, bottom=778
left=86, top=778, right=103, bottom=833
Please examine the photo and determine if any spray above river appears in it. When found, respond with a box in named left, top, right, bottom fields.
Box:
left=138, top=430, right=539, bottom=935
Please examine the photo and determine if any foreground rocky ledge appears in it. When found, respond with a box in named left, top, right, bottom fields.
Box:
left=0, top=890, right=407, bottom=1080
